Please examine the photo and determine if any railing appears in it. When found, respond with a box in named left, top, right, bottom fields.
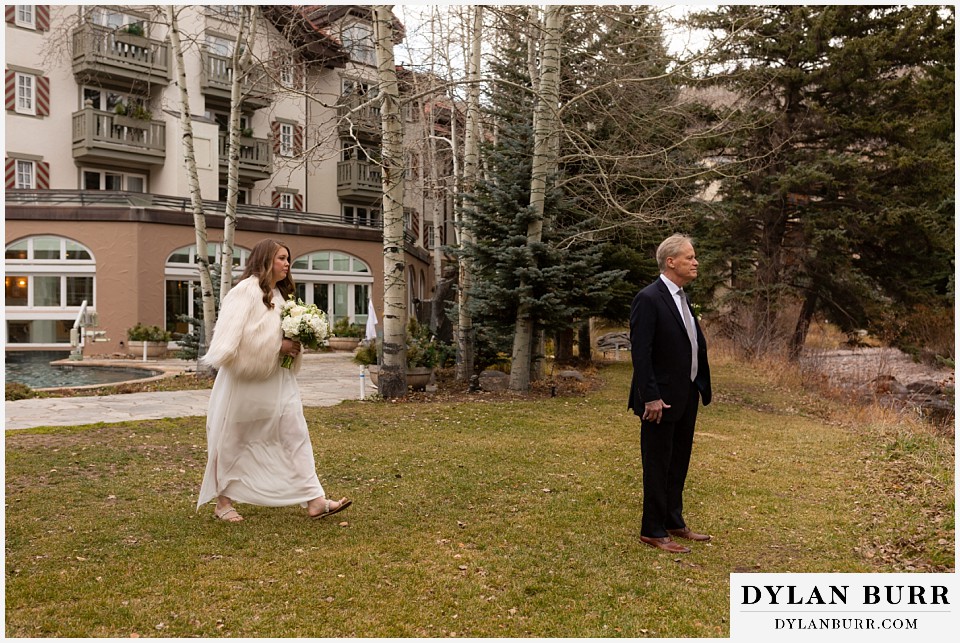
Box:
left=336, top=94, right=381, bottom=134
left=5, top=190, right=384, bottom=231
left=201, top=50, right=271, bottom=101
left=72, top=107, right=166, bottom=155
left=218, top=133, right=271, bottom=174
left=337, top=159, right=383, bottom=192
left=72, top=22, right=169, bottom=79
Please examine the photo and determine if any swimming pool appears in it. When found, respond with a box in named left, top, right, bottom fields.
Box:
left=5, top=351, right=163, bottom=389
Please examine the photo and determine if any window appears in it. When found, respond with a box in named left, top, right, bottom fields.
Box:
left=280, top=55, right=295, bottom=88
left=82, top=87, right=126, bottom=112
left=341, top=20, right=375, bottom=66
left=15, top=160, right=34, bottom=189
left=5, top=236, right=96, bottom=346
left=164, top=244, right=250, bottom=336
left=341, top=141, right=375, bottom=163
left=342, top=205, right=380, bottom=227
left=82, top=169, right=146, bottom=193
left=342, top=78, right=375, bottom=96
left=90, top=7, right=138, bottom=29
left=205, top=35, right=233, bottom=58
left=207, top=110, right=250, bottom=133
left=15, top=5, right=35, bottom=29
left=218, top=186, right=249, bottom=204
left=15, top=72, right=34, bottom=115
left=279, top=123, right=294, bottom=156
left=207, top=6, right=243, bottom=22
left=290, top=250, right=374, bottom=324
left=279, top=192, right=294, bottom=210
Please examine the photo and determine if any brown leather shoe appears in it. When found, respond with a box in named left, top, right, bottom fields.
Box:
left=640, top=535, right=691, bottom=554
left=667, top=527, right=711, bottom=542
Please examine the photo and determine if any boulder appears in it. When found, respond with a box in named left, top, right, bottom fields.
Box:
left=479, top=370, right=509, bottom=392
left=907, top=380, right=943, bottom=395
left=872, top=375, right=908, bottom=395
left=596, top=332, right=631, bottom=351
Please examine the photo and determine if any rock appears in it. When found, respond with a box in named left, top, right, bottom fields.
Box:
left=907, top=380, right=943, bottom=395
left=479, top=370, right=509, bottom=392
left=559, top=369, right=584, bottom=382
left=597, top=332, right=631, bottom=351
left=872, top=375, right=908, bottom=395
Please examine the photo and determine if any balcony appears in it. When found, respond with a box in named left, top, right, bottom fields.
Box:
left=218, top=133, right=272, bottom=183
left=200, top=51, right=271, bottom=110
left=336, top=94, right=381, bottom=139
left=337, top=160, right=383, bottom=204
left=72, top=23, right=170, bottom=88
left=72, top=107, right=166, bottom=167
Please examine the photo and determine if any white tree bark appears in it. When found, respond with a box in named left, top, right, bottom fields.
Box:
left=373, top=5, right=408, bottom=398
left=456, top=4, right=483, bottom=382
left=219, top=6, right=255, bottom=300
left=509, top=5, right=564, bottom=391
left=167, top=6, right=217, bottom=353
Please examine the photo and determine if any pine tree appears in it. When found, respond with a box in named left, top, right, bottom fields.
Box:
left=687, top=5, right=954, bottom=359
left=456, top=7, right=623, bottom=373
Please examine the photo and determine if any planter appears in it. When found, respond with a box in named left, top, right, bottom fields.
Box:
left=114, top=115, right=150, bottom=129
left=115, top=32, right=150, bottom=47
left=326, top=337, right=361, bottom=352
left=128, top=340, right=167, bottom=358
left=367, top=365, right=434, bottom=391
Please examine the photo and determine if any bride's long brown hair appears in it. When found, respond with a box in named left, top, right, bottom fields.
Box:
left=239, top=239, right=295, bottom=309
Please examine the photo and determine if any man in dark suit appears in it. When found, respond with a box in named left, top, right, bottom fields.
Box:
left=628, top=234, right=712, bottom=554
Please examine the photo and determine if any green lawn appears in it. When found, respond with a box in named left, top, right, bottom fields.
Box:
left=4, top=359, right=954, bottom=637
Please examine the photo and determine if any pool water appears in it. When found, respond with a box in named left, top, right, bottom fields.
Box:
left=5, top=351, right=162, bottom=389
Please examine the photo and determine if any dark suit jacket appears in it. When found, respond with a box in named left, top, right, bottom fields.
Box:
left=628, top=277, right=712, bottom=421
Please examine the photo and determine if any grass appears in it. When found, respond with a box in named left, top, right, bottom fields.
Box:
left=4, top=355, right=954, bottom=637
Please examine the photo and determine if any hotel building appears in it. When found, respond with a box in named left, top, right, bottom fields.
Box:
left=4, top=5, right=455, bottom=355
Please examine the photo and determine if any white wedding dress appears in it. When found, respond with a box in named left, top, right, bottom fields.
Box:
left=197, top=289, right=324, bottom=510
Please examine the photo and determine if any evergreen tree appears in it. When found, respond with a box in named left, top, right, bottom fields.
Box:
left=686, top=5, right=954, bottom=359
left=456, top=7, right=624, bottom=372
left=557, top=6, right=707, bottom=325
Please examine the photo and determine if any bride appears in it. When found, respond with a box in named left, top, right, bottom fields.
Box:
left=196, top=238, right=352, bottom=523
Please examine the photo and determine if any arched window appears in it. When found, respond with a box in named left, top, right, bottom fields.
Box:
left=5, top=236, right=95, bottom=346
left=291, top=250, right=373, bottom=324
left=164, top=243, right=249, bottom=336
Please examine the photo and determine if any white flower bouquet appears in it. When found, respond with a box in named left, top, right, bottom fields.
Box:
left=279, top=296, right=329, bottom=368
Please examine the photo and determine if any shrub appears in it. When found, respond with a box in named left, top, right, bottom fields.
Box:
left=353, top=320, right=454, bottom=369
left=5, top=382, right=37, bottom=401
left=406, top=319, right=454, bottom=369
left=354, top=341, right=378, bottom=366
left=331, top=317, right=365, bottom=339
left=126, top=323, right=172, bottom=342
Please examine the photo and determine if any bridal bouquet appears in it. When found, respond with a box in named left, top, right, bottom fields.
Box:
left=279, top=296, right=329, bottom=368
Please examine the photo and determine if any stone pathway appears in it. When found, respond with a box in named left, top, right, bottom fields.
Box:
left=4, top=352, right=371, bottom=431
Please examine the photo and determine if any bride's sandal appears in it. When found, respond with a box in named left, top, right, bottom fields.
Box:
left=309, top=497, right=352, bottom=520
left=215, top=505, right=244, bottom=522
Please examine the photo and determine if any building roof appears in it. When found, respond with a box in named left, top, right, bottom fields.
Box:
left=260, top=5, right=348, bottom=67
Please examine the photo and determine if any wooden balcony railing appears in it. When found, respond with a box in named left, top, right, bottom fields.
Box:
left=337, top=159, right=383, bottom=202
left=200, top=50, right=271, bottom=108
left=71, top=22, right=169, bottom=85
left=336, top=94, right=381, bottom=137
left=218, top=133, right=272, bottom=180
left=71, top=107, right=166, bottom=164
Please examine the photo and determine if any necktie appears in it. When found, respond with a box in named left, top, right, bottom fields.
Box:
left=679, top=288, right=698, bottom=381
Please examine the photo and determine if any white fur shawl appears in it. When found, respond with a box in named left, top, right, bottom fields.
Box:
left=201, top=276, right=301, bottom=378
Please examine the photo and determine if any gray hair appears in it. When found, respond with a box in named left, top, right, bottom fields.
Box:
left=656, top=234, right=694, bottom=272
